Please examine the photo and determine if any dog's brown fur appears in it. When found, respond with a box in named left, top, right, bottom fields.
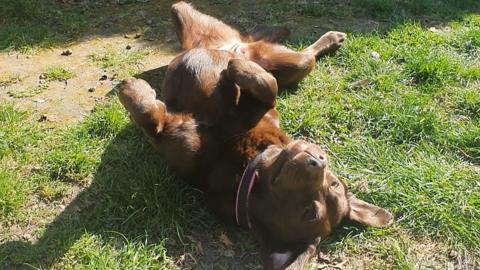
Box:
left=119, top=2, right=393, bottom=269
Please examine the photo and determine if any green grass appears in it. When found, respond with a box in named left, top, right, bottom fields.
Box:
left=7, top=83, right=49, bottom=98
left=0, top=169, right=27, bottom=219
left=276, top=12, right=480, bottom=256
left=88, top=47, right=151, bottom=77
left=0, top=0, right=87, bottom=53
left=42, top=66, right=74, bottom=81
left=1, top=0, right=480, bottom=269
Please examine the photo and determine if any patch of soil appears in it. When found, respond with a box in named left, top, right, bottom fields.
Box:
left=0, top=37, right=176, bottom=124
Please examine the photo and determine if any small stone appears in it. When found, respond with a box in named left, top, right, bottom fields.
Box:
left=458, top=115, right=469, bottom=121
left=348, top=79, right=369, bottom=90
left=448, top=250, right=458, bottom=259
left=61, top=49, right=73, bottom=56
left=100, top=75, right=108, bottom=81
left=39, top=74, right=47, bottom=80
left=38, top=115, right=48, bottom=122
left=124, top=33, right=142, bottom=39
left=126, top=44, right=132, bottom=50
left=371, top=51, right=380, bottom=59
left=33, top=98, right=47, bottom=103
left=88, top=87, right=95, bottom=92
left=31, top=165, right=42, bottom=172
left=222, top=249, right=235, bottom=257
left=219, top=232, right=233, bottom=247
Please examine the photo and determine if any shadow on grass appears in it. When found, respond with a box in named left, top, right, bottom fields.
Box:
left=0, top=122, right=261, bottom=268
left=2, top=0, right=479, bottom=52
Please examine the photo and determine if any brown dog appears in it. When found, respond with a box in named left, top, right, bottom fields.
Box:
left=119, top=2, right=393, bottom=269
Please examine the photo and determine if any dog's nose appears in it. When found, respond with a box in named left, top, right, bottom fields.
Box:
left=306, top=152, right=326, bottom=168
left=308, top=157, right=321, bottom=167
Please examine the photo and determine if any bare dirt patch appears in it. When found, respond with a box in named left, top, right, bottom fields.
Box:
left=0, top=37, right=176, bottom=124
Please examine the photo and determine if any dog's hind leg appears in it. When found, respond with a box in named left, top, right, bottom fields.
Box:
left=171, top=1, right=241, bottom=50
left=119, top=78, right=202, bottom=176
left=245, top=41, right=316, bottom=88
left=303, top=31, right=346, bottom=58
left=244, top=31, right=346, bottom=88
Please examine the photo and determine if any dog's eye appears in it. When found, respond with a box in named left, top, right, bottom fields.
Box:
left=331, top=181, right=340, bottom=188
left=302, top=206, right=320, bottom=221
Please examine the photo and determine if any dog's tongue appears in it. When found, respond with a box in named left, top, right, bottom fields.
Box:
left=266, top=251, right=295, bottom=269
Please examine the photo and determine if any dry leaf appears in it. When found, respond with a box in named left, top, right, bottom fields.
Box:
left=219, top=232, right=233, bottom=247
left=194, top=240, right=204, bottom=255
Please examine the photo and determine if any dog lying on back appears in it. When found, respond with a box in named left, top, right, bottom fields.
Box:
left=119, top=2, right=393, bottom=269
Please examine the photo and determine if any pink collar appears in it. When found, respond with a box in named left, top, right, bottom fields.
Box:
left=235, top=154, right=262, bottom=229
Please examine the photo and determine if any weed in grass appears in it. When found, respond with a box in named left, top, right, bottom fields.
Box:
left=56, top=233, right=176, bottom=269
left=0, top=103, right=43, bottom=159
left=7, top=83, right=48, bottom=98
left=88, top=48, right=150, bottom=77
left=37, top=180, right=69, bottom=202
left=42, top=66, right=74, bottom=81
left=374, top=237, right=416, bottom=269
left=0, top=71, right=21, bottom=87
left=453, top=87, right=480, bottom=118
left=0, top=168, right=27, bottom=219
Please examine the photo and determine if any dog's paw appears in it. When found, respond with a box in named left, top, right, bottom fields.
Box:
left=120, top=77, right=156, bottom=100
left=324, top=31, right=347, bottom=46
left=307, top=31, right=347, bottom=57
left=119, top=77, right=159, bottom=113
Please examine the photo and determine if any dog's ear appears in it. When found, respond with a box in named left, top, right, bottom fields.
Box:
left=348, top=193, right=393, bottom=227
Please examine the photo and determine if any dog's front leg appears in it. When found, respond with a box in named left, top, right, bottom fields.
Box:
left=119, top=78, right=201, bottom=176
left=118, top=78, right=166, bottom=137
left=226, top=59, right=278, bottom=108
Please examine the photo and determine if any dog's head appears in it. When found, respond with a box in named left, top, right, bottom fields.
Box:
left=248, top=140, right=393, bottom=269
